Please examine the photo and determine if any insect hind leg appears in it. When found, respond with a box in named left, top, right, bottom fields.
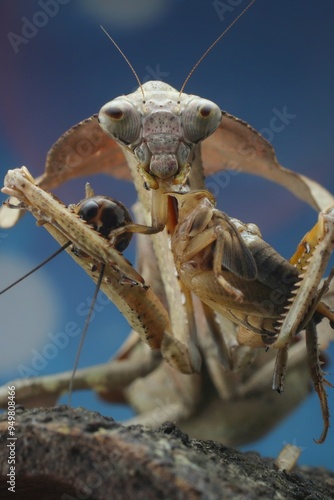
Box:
left=305, top=319, right=334, bottom=444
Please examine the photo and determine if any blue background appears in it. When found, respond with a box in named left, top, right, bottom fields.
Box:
left=0, top=0, right=334, bottom=469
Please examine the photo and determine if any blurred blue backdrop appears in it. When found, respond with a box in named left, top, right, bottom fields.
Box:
left=0, top=0, right=334, bottom=469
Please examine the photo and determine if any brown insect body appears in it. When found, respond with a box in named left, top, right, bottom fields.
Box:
left=171, top=190, right=301, bottom=341
left=169, top=189, right=334, bottom=442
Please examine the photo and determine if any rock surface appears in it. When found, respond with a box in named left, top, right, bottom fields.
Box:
left=0, top=405, right=333, bottom=499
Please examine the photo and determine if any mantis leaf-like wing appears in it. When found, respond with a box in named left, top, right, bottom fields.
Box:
left=202, top=113, right=334, bottom=211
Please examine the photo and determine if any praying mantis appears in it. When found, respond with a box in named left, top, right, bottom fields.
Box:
left=0, top=1, right=334, bottom=458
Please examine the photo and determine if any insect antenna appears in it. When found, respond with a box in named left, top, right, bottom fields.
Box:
left=0, top=242, right=71, bottom=295
left=179, top=0, right=257, bottom=96
left=68, top=263, right=105, bottom=406
left=100, top=26, right=145, bottom=100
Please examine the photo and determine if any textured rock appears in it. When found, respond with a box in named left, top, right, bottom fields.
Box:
left=0, top=406, right=333, bottom=499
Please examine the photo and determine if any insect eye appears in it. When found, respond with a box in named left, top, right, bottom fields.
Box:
left=98, top=97, right=141, bottom=146
left=78, top=200, right=99, bottom=222
left=182, top=98, right=222, bottom=143
left=76, top=196, right=133, bottom=252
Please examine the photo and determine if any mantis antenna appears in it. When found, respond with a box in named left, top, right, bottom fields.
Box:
left=179, top=0, right=257, bottom=96
left=100, top=25, right=145, bottom=101
left=0, top=242, right=71, bottom=295
left=68, top=264, right=106, bottom=406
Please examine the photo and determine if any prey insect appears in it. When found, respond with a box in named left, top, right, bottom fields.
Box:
left=170, top=189, right=334, bottom=443
left=1, top=167, right=171, bottom=355
left=1, top=0, right=334, bottom=447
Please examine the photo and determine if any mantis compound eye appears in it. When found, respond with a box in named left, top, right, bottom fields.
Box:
left=98, top=97, right=142, bottom=146
left=181, top=97, right=222, bottom=143
left=76, top=196, right=133, bottom=252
